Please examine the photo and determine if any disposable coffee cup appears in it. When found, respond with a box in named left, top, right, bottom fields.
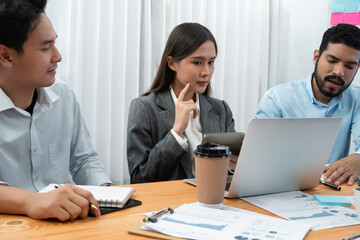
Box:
left=194, top=143, right=231, bottom=207
left=354, top=187, right=360, bottom=215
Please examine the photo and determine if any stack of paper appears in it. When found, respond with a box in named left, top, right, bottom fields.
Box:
left=242, top=190, right=360, bottom=230
left=142, top=203, right=310, bottom=240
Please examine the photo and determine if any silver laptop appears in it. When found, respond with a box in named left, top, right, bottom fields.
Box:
left=202, top=132, right=245, bottom=155
left=185, top=118, right=342, bottom=198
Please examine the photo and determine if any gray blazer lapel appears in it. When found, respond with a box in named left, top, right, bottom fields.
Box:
left=157, top=90, right=176, bottom=134
left=199, top=94, right=220, bottom=134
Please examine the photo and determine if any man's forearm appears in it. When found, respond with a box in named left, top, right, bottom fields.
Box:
left=0, top=186, right=34, bottom=215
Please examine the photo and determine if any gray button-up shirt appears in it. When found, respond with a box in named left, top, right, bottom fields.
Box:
left=0, top=79, right=111, bottom=191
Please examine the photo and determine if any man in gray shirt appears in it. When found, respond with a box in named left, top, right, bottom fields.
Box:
left=0, top=0, right=111, bottom=220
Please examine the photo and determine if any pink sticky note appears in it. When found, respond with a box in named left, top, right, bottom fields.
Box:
left=331, top=13, right=344, bottom=25
left=343, top=12, right=357, bottom=25
left=356, top=13, right=360, bottom=25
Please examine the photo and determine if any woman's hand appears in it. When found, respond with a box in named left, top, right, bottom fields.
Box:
left=172, top=83, right=199, bottom=137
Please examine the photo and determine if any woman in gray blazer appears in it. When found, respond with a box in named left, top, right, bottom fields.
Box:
left=127, top=23, right=236, bottom=183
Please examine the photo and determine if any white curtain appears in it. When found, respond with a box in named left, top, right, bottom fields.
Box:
left=46, top=0, right=271, bottom=184
left=152, top=0, right=271, bottom=130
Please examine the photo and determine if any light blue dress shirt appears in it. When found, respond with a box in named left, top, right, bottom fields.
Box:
left=0, top=80, right=111, bottom=192
left=256, top=74, right=360, bottom=164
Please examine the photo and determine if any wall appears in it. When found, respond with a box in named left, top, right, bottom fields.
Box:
left=272, top=0, right=360, bottom=86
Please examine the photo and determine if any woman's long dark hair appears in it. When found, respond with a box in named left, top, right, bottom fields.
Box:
left=142, top=22, right=217, bottom=96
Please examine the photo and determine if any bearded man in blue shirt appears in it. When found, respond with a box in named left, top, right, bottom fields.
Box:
left=256, top=24, right=360, bottom=187
left=0, top=0, right=112, bottom=220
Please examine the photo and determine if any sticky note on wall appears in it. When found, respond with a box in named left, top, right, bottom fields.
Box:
left=344, top=0, right=358, bottom=12
left=331, top=0, right=360, bottom=25
left=344, top=12, right=358, bottom=24
left=331, top=12, right=344, bottom=25
left=332, top=0, right=345, bottom=13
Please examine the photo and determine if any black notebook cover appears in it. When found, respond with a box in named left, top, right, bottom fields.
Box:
left=88, top=199, right=142, bottom=217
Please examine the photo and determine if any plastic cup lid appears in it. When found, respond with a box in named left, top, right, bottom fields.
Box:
left=194, top=143, right=231, bottom=158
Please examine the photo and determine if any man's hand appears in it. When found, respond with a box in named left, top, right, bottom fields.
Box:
left=323, top=154, right=360, bottom=186
left=24, top=184, right=100, bottom=221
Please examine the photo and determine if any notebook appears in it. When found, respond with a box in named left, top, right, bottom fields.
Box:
left=89, top=199, right=142, bottom=216
left=39, top=184, right=134, bottom=208
left=185, top=118, right=342, bottom=198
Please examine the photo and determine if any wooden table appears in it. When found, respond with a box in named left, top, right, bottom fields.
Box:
left=0, top=180, right=358, bottom=239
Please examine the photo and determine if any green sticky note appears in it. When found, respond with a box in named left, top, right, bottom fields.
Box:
left=314, top=195, right=352, bottom=206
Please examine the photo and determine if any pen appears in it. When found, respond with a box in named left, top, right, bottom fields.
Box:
left=319, top=180, right=341, bottom=191
left=343, top=233, right=360, bottom=240
left=143, top=208, right=174, bottom=223
left=53, top=184, right=99, bottom=211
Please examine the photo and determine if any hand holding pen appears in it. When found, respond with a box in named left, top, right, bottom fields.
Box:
left=54, top=184, right=99, bottom=214
left=25, top=184, right=101, bottom=221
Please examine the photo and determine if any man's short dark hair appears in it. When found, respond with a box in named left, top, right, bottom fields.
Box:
left=319, top=24, right=360, bottom=56
left=0, top=0, right=47, bottom=53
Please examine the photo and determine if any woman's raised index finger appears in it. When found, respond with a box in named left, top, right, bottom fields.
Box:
left=178, top=83, right=190, bottom=101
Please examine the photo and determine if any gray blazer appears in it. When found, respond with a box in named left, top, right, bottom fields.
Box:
left=127, top=89, right=235, bottom=183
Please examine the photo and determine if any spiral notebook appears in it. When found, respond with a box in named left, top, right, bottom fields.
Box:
left=39, top=184, right=134, bottom=208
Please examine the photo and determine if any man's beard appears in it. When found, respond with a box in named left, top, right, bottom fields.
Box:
left=313, top=61, right=351, bottom=98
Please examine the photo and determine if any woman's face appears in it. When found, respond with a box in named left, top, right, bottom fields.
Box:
left=169, top=41, right=216, bottom=99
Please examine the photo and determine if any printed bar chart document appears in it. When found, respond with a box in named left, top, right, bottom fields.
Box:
left=141, top=203, right=310, bottom=240
left=242, top=190, right=360, bottom=230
